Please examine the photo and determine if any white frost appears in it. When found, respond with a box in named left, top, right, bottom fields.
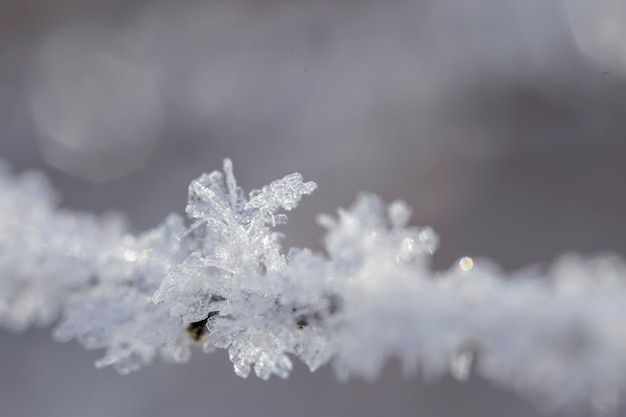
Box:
left=1, top=159, right=625, bottom=411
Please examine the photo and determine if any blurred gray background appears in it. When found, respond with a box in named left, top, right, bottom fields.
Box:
left=2, top=0, right=626, bottom=416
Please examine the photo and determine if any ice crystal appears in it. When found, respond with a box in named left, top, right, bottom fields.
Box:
left=0, top=164, right=125, bottom=331
left=2, top=158, right=626, bottom=411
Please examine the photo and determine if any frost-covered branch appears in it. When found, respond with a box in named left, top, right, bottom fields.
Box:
left=1, top=159, right=625, bottom=411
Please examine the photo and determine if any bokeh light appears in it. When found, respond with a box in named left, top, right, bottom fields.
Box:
left=565, top=0, right=626, bottom=72
left=29, top=22, right=162, bottom=183
left=459, top=257, right=474, bottom=272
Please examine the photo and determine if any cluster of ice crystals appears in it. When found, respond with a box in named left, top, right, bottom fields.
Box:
left=3, top=159, right=626, bottom=411
left=54, top=213, right=189, bottom=373
left=153, top=159, right=321, bottom=379
left=0, top=163, right=125, bottom=331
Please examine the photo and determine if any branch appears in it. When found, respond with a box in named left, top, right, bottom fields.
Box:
left=0, top=159, right=624, bottom=412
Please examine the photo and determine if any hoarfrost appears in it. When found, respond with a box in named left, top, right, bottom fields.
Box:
left=1, top=158, right=626, bottom=410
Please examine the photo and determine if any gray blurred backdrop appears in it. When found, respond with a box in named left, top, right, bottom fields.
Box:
left=2, top=0, right=626, bottom=416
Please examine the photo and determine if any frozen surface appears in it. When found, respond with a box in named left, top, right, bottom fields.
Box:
left=1, top=159, right=626, bottom=412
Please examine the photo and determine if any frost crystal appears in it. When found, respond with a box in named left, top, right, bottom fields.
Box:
left=2, top=158, right=626, bottom=410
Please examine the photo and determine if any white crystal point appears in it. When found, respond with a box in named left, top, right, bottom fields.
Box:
left=387, top=200, right=412, bottom=228
left=246, top=172, right=317, bottom=212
